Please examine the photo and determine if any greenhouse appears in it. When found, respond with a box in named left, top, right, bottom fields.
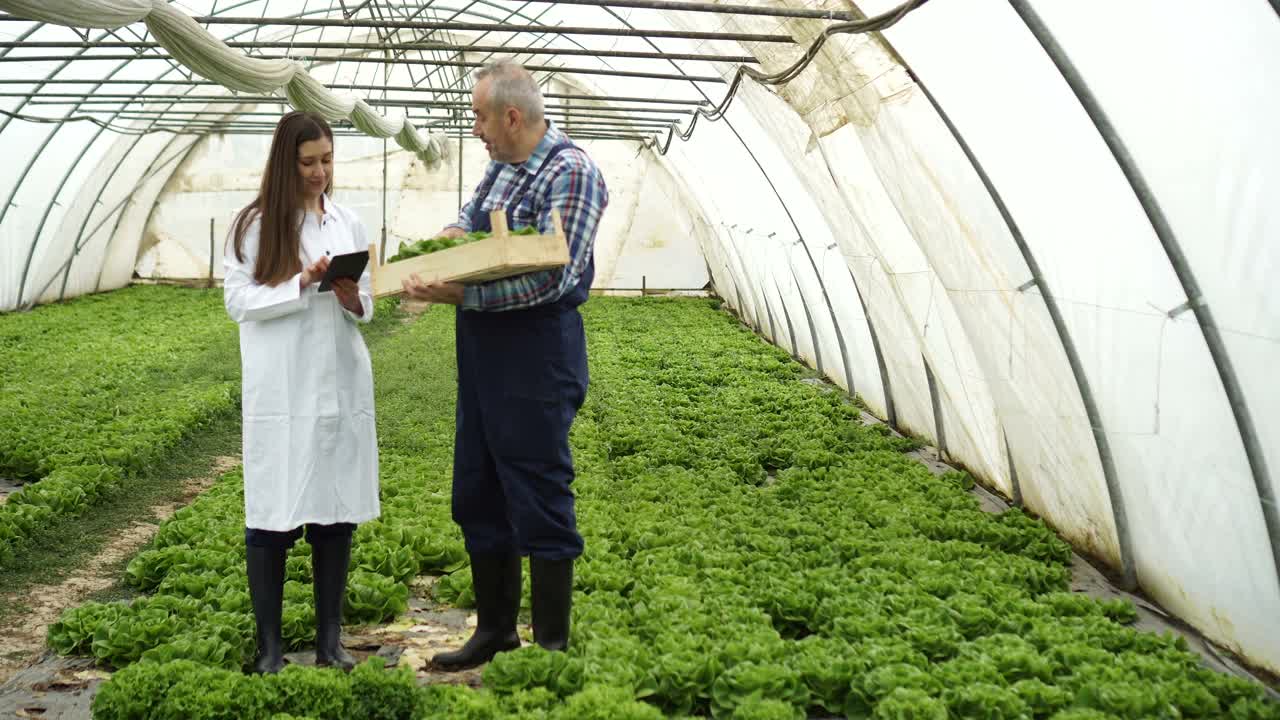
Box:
left=0, top=0, right=1278, bottom=717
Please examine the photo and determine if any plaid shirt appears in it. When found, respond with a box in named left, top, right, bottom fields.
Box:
left=449, top=121, right=609, bottom=312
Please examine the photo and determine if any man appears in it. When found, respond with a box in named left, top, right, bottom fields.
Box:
left=401, top=60, right=608, bottom=670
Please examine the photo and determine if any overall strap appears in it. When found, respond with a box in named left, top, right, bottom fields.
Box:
left=473, top=161, right=504, bottom=211
left=506, top=141, right=578, bottom=220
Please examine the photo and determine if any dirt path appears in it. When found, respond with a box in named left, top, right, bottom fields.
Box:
left=0, top=455, right=240, bottom=688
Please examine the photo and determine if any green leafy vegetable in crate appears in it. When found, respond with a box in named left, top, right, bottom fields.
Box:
left=387, top=225, right=538, bottom=263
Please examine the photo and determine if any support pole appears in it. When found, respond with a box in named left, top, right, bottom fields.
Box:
left=381, top=137, right=387, bottom=265
left=177, top=16, right=797, bottom=44
left=924, top=356, right=947, bottom=460
left=457, top=113, right=463, bottom=213
left=208, top=217, right=215, bottom=287
left=1005, top=429, right=1023, bottom=507
left=847, top=265, right=896, bottom=428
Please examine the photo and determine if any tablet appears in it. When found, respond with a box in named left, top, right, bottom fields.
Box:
left=317, top=249, right=369, bottom=292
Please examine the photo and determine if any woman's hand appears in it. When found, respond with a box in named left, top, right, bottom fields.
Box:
left=300, top=256, right=330, bottom=289
left=332, top=278, right=363, bottom=316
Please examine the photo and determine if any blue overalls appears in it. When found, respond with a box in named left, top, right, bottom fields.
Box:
left=452, top=141, right=592, bottom=561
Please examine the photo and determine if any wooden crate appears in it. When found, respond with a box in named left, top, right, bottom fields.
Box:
left=370, top=209, right=569, bottom=298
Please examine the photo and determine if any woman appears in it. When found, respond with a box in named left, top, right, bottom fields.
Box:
left=223, top=111, right=379, bottom=674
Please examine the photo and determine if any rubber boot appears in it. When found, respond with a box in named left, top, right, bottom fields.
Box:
left=312, top=530, right=357, bottom=671
left=431, top=551, right=522, bottom=670
left=530, top=557, right=574, bottom=652
left=246, top=543, right=288, bottom=674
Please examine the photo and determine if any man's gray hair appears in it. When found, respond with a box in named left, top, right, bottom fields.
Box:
left=474, top=60, right=545, bottom=124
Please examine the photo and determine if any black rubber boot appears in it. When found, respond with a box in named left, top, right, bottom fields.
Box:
left=312, top=531, right=357, bottom=671
left=431, top=551, right=522, bottom=670
left=246, top=543, right=288, bottom=674
left=530, top=557, right=574, bottom=652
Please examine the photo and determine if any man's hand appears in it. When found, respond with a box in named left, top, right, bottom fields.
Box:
left=437, top=226, right=467, bottom=240
left=402, top=274, right=464, bottom=305
left=331, top=277, right=363, bottom=316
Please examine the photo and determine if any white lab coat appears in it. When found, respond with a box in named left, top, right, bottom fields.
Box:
left=222, top=195, right=380, bottom=531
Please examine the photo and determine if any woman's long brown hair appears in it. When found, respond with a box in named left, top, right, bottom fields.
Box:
left=230, top=111, right=334, bottom=285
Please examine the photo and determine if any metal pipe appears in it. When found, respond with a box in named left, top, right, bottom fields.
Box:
left=382, top=136, right=388, bottom=263
left=490, top=0, right=858, bottom=21
left=17, top=100, right=695, bottom=117
left=456, top=115, right=463, bottom=213
left=14, top=92, right=709, bottom=108
left=0, top=0, right=574, bottom=32
left=750, top=238, right=780, bottom=344
left=343, top=0, right=378, bottom=17
left=126, top=117, right=670, bottom=131
left=800, top=239, right=857, bottom=395
left=103, top=114, right=673, bottom=129
left=1005, top=429, right=1023, bottom=507
left=699, top=245, right=746, bottom=328
left=589, top=286, right=707, bottom=292
left=417, top=0, right=556, bottom=91
left=208, top=217, right=215, bottom=285
left=923, top=355, right=947, bottom=459
left=93, top=114, right=655, bottom=131
left=89, top=107, right=692, bottom=123
left=133, top=15, right=796, bottom=43
left=132, top=127, right=651, bottom=140
left=770, top=274, right=800, bottom=359
left=1013, top=0, right=1280, bottom=591
left=847, top=263, right=896, bottom=427
left=4, top=53, right=729, bottom=84
left=782, top=247, right=823, bottom=375
left=0, top=0, right=850, bottom=23
left=759, top=276, right=780, bottom=347
left=718, top=228, right=765, bottom=332
left=0, top=39, right=759, bottom=63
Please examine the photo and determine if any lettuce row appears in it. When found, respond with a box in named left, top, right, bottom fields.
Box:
left=67, top=298, right=1280, bottom=718
left=0, top=286, right=242, bottom=570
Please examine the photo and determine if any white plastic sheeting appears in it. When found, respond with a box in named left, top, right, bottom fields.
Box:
left=657, top=0, right=1280, bottom=674
left=139, top=128, right=709, bottom=292
left=0, top=0, right=1277, bottom=677
left=859, top=0, right=1280, bottom=677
